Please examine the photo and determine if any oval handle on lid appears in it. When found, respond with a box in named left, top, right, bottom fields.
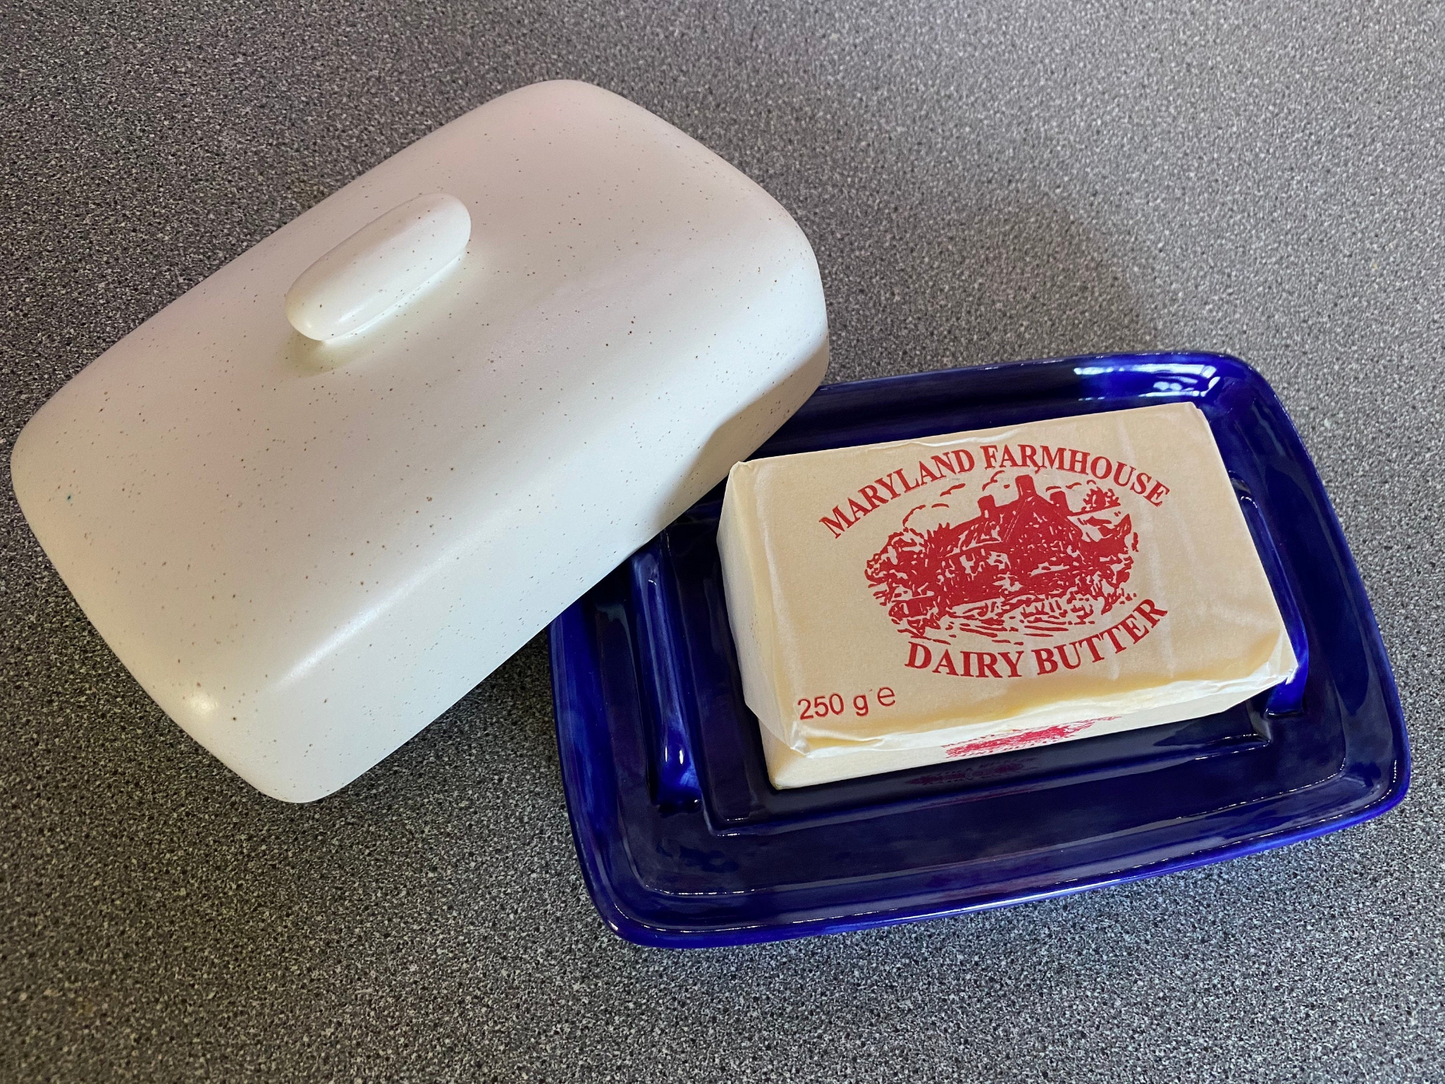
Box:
left=285, top=193, right=471, bottom=342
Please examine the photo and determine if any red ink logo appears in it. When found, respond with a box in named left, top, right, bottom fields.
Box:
left=865, top=472, right=1138, bottom=646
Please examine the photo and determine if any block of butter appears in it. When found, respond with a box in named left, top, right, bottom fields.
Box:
left=717, top=402, right=1297, bottom=788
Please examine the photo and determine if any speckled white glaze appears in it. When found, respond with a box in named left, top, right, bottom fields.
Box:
left=9, top=80, right=829, bottom=802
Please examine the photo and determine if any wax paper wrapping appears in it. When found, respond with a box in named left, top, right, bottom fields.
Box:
left=717, top=402, right=1297, bottom=788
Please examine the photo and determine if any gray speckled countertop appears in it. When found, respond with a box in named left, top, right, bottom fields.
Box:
left=2, top=2, right=1442, bottom=1081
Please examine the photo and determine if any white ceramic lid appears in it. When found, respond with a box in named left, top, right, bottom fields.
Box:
left=11, top=80, right=829, bottom=801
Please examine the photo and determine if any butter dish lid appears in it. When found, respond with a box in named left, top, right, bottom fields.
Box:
left=11, top=80, right=829, bottom=801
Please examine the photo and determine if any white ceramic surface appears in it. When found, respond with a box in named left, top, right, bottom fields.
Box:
left=285, top=192, right=473, bottom=341
left=11, top=80, right=829, bottom=801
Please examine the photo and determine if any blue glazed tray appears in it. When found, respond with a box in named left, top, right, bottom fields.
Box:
left=548, top=352, right=1409, bottom=948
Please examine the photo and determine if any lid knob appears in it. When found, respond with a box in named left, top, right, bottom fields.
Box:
left=285, top=193, right=472, bottom=342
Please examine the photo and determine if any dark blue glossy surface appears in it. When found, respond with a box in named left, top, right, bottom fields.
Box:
left=548, top=353, right=1410, bottom=948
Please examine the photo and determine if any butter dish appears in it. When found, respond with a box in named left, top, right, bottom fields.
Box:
left=549, top=353, right=1409, bottom=947
left=10, top=81, right=828, bottom=800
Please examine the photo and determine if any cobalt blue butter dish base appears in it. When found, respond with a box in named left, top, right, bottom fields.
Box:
left=547, top=353, right=1409, bottom=948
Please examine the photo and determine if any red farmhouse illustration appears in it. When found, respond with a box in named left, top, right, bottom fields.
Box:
left=865, top=474, right=1137, bottom=643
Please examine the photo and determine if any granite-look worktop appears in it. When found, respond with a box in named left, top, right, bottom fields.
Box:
left=2, top=2, right=1441, bottom=1080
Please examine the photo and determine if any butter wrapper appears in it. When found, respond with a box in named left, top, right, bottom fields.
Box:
left=717, top=402, right=1297, bottom=788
